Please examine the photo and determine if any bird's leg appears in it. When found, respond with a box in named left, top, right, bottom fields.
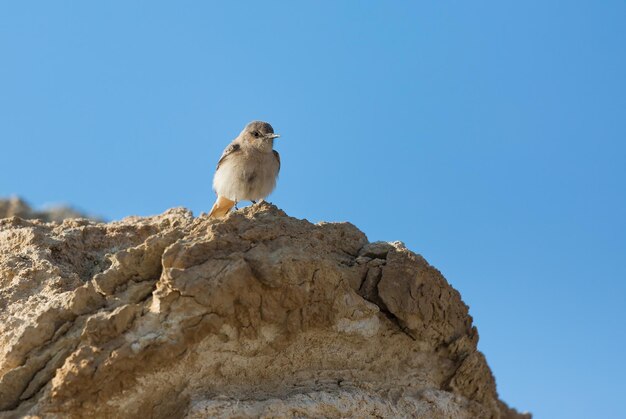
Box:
left=234, top=200, right=239, bottom=210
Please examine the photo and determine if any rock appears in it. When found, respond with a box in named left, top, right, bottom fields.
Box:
left=0, top=197, right=97, bottom=223
left=0, top=203, right=530, bottom=418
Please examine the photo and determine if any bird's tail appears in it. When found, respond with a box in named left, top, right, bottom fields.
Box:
left=208, top=195, right=235, bottom=219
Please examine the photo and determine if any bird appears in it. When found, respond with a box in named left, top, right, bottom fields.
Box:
left=208, top=121, right=281, bottom=219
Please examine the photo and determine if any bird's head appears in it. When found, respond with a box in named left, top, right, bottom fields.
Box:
left=240, top=121, right=280, bottom=151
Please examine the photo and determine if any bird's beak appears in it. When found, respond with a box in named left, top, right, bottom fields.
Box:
left=265, top=134, right=280, bottom=139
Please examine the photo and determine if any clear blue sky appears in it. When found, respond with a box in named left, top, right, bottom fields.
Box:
left=1, top=2, right=625, bottom=417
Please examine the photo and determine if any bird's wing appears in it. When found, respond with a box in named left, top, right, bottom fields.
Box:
left=273, top=150, right=281, bottom=173
left=216, top=142, right=241, bottom=171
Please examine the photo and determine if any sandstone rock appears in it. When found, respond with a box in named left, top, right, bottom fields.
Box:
left=0, top=203, right=530, bottom=418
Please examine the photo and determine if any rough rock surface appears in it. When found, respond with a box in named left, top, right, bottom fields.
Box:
left=0, top=197, right=95, bottom=223
left=0, top=203, right=530, bottom=418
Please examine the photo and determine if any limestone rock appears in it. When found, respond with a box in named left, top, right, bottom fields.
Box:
left=0, top=203, right=530, bottom=418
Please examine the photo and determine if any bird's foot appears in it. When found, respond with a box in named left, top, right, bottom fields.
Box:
left=251, top=200, right=257, bottom=204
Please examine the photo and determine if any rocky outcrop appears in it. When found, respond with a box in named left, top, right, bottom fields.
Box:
left=0, top=203, right=529, bottom=418
left=0, top=197, right=95, bottom=223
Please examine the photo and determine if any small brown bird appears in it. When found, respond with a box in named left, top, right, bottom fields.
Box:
left=208, top=121, right=281, bottom=218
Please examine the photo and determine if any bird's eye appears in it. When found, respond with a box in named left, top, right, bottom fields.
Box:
left=252, top=131, right=260, bottom=138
